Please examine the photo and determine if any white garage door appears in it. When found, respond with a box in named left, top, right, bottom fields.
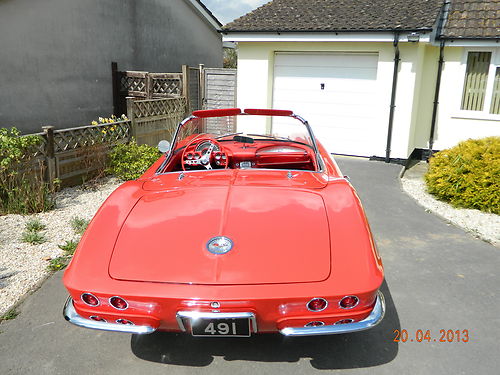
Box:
left=273, top=52, right=386, bottom=157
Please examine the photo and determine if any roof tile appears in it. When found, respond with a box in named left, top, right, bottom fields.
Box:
left=223, top=0, right=443, bottom=32
left=443, top=0, right=499, bottom=38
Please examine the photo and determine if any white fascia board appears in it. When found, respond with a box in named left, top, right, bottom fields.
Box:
left=222, top=32, right=431, bottom=43
left=438, top=39, right=500, bottom=47
left=185, top=0, right=222, bottom=31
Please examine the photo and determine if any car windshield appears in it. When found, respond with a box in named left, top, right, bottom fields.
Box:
left=156, top=110, right=321, bottom=174
left=173, top=113, right=315, bottom=152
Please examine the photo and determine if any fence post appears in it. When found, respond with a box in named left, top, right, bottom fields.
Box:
left=111, top=62, right=120, bottom=116
left=42, top=126, right=56, bottom=187
left=126, top=97, right=137, bottom=142
left=182, top=64, right=190, bottom=112
left=199, top=64, right=205, bottom=109
left=145, top=73, right=152, bottom=99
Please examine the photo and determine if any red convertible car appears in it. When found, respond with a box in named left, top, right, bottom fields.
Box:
left=63, top=108, right=385, bottom=337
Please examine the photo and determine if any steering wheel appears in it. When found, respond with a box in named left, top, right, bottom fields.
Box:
left=181, top=136, right=228, bottom=171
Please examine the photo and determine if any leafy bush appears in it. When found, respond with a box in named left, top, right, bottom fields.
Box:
left=47, top=256, right=69, bottom=272
left=21, top=231, right=46, bottom=245
left=71, top=216, right=89, bottom=235
left=0, top=127, right=55, bottom=215
left=425, top=137, right=500, bottom=214
left=26, top=218, right=46, bottom=232
left=108, top=140, right=161, bottom=180
left=0, top=308, right=19, bottom=321
left=58, top=240, right=78, bottom=255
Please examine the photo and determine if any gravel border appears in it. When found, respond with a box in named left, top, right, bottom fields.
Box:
left=0, top=177, right=122, bottom=317
left=401, top=169, right=499, bottom=248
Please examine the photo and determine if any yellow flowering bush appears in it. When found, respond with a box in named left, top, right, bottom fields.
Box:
left=425, top=137, right=500, bottom=214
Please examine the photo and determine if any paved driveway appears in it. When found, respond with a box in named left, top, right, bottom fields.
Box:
left=1, top=157, right=498, bottom=374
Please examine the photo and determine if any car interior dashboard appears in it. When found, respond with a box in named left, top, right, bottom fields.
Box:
left=160, top=135, right=318, bottom=173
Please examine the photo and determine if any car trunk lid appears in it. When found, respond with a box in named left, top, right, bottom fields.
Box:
left=109, top=184, right=331, bottom=285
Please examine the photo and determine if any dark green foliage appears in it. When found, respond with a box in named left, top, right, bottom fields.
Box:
left=425, top=137, right=500, bottom=214
left=0, top=308, right=19, bottom=321
left=47, top=256, right=69, bottom=272
left=58, top=240, right=78, bottom=255
left=70, top=217, right=89, bottom=235
left=0, top=127, right=54, bottom=215
left=108, top=140, right=161, bottom=180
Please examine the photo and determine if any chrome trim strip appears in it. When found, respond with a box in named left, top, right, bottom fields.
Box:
left=280, top=292, right=385, bottom=337
left=109, top=296, right=128, bottom=310
left=338, top=295, right=360, bottom=309
left=306, top=297, right=328, bottom=312
left=176, top=311, right=258, bottom=333
left=63, top=297, right=155, bottom=334
left=81, top=292, right=100, bottom=307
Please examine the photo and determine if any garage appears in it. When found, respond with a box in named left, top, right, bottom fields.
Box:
left=272, top=52, right=386, bottom=157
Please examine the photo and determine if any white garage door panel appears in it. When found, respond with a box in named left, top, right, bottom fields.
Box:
left=273, top=52, right=385, bottom=156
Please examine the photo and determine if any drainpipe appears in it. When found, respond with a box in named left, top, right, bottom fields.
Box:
left=385, top=33, right=400, bottom=163
left=429, top=40, right=445, bottom=156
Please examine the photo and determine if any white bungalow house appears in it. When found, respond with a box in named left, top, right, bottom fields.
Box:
left=221, top=0, right=500, bottom=161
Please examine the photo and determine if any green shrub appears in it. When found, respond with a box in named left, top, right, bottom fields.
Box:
left=21, top=231, right=46, bottom=245
left=47, top=256, right=69, bottom=272
left=0, top=127, right=55, bottom=215
left=58, top=240, right=79, bottom=255
left=425, top=137, right=500, bottom=214
left=26, top=218, right=46, bottom=232
left=108, top=140, right=161, bottom=180
left=71, top=216, right=89, bottom=235
left=0, top=308, right=19, bottom=321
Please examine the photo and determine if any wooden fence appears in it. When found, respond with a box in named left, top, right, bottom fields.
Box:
left=17, top=64, right=235, bottom=187
left=112, top=63, right=236, bottom=115
left=112, top=63, right=204, bottom=116
left=22, top=96, right=187, bottom=186
left=127, top=96, right=188, bottom=146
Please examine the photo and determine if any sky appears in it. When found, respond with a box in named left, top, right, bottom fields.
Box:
left=202, top=0, right=269, bottom=25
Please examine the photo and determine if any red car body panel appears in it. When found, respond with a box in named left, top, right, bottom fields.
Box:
left=63, top=109, right=384, bottom=336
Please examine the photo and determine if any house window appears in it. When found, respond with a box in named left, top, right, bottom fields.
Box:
left=461, top=51, right=500, bottom=115
left=491, top=67, right=500, bottom=115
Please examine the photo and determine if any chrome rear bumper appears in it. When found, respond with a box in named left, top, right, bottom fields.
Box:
left=280, top=291, right=385, bottom=336
left=63, top=297, right=156, bottom=334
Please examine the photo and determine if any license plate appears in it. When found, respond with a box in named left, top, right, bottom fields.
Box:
left=191, top=318, right=251, bottom=337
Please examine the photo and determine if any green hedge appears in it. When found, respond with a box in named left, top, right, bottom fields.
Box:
left=425, top=137, right=500, bottom=214
left=0, top=127, right=54, bottom=214
left=108, top=140, right=161, bottom=180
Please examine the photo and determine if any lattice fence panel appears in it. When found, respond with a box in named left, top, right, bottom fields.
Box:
left=132, top=97, right=188, bottom=145
left=53, top=121, right=130, bottom=152
left=120, top=72, right=148, bottom=98
left=150, top=73, right=182, bottom=98
left=133, top=97, right=187, bottom=119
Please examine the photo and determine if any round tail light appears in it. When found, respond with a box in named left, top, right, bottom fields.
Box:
left=116, top=319, right=133, bottom=325
left=89, top=316, right=106, bottom=322
left=335, top=319, right=354, bottom=325
left=307, top=298, right=328, bottom=312
left=81, top=293, right=100, bottom=306
left=305, top=321, right=325, bottom=327
left=339, top=295, right=359, bottom=309
left=109, top=296, right=128, bottom=310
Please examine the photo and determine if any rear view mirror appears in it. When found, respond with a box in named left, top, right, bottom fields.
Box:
left=158, top=140, right=170, bottom=153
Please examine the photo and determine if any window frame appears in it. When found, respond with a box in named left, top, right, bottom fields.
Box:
left=457, top=47, right=500, bottom=120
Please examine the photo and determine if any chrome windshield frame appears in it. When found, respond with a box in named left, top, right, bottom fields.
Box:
left=155, top=111, right=323, bottom=175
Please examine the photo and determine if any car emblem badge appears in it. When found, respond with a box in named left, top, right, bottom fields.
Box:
left=207, top=236, right=233, bottom=255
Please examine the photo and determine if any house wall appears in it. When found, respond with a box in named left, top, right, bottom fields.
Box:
left=431, top=46, right=500, bottom=151
left=236, top=41, right=431, bottom=159
left=408, top=44, right=440, bottom=152
left=0, top=0, right=222, bottom=134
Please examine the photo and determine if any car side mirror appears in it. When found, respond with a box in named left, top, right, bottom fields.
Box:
left=158, top=140, right=171, bottom=153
